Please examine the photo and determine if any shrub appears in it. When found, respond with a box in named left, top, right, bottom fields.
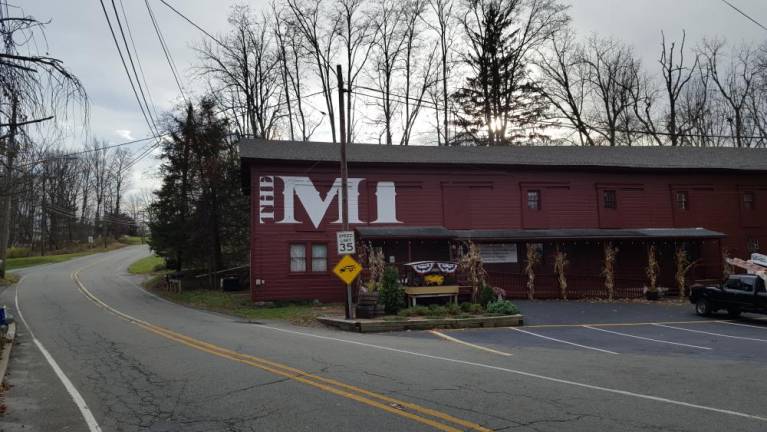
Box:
left=398, top=306, right=429, bottom=317
left=446, top=302, right=462, bottom=316
left=426, top=304, right=448, bottom=317
left=378, top=266, right=405, bottom=314
left=7, top=246, right=32, bottom=258
left=478, top=283, right=495, bottom=307
left=486, top=300, right=520, bottom=315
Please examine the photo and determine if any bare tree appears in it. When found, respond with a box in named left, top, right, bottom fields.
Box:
left=658, top=31, right=699, bottom=146
left=370, top=0, right=406, bottom=145
left=582, top=35, right=640, bottom=146
left=536, top=27, right=595, bottom=145
left=336, top=0, right=374, bottom=143
left=426, top=0, right=455, bottom=145
left=198, top=6, right=282, bottom=139
left=400, top=0, right=439, bottom=145
left=702, top=39, right=760, bottom=148
left=286, top=0, right=340, bottom=142
left=0, top=6, right=87, bottom=277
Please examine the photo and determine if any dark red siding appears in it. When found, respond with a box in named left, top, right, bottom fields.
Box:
left=247, top=161, right=767, bottom=302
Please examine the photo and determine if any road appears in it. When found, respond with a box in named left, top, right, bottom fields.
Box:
left=1, top=245, right=767, bottom=431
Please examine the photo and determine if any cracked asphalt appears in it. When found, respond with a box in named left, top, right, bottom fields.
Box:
left=1, top=245, right=766, bottom=432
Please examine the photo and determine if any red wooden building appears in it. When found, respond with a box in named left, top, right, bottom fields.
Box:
left=240, top=139, right=767, bottom=302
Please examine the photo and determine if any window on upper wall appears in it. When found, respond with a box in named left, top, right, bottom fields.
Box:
left=603, top=190, right=617, bottom=209
left=290, top=244, right=306, bottom=272
left=675, top=191, right=689, bottom=210
left=527, top=190, right=541, bottom=210
left=747, top=239, right=760, bottom=253
left=743, top=192, right=755, bottom=210
left=311, top=244, right=328, bottom=272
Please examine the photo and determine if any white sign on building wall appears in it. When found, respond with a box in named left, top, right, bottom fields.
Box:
left=479, top=243, right=518, bottom=263
left=258, top=176, right=401, bottom=229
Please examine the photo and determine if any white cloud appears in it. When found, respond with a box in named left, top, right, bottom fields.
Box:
left=115, top=129, right=134, bottom=141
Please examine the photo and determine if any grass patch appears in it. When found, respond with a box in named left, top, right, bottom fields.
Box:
left=119, top=236, right=145, bottom=245
left=0, top=272, right=19, bottom=287
left=6, top=243, right=126, bottom=270
left=149, top=287, right=342, bottom=325
left=128, top=255, right=166, bottom=274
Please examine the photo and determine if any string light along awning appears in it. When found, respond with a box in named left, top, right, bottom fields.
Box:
left=355, top=226, right=726, bottom=241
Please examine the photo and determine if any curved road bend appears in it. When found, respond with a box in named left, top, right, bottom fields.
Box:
left=1, top=245, right=765, bottom=431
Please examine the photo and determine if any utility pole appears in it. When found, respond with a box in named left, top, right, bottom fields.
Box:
left=0, top=94, right=19, bottom=278
left=337, top=64, right=352, bottom=320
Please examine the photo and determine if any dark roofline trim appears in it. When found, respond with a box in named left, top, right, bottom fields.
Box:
left=239, top=139, right=767, bottom=174
left=355, top=226, right=726, bottom=241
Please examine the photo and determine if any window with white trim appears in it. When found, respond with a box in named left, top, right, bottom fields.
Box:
left=290, top=244, right=306, bottom=272
left=311, top=244, right=328, bottom=272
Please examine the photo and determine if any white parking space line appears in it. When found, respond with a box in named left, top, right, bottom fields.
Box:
left=508, top=327, right=619, bottom=355
left=14, top=284, right=103, bottom=432
left=259, top=324, right=767, bottom=422
left=583, top=325, right=711, bottom=350
left=717, top=321, right=767, bottom=330
left=653, top=323, right=767, bottom=342
left=429, top=331, right=513, bottom=356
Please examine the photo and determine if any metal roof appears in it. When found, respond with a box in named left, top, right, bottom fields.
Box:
left=239, top=138, right=767, bottom=172
left=355, top=226, right=726, bottom=241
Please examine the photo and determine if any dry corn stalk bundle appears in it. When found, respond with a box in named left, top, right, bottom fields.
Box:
left=722, top=249, right=733, bottom=280
left=525, top=244, right=542, bottom=300
left=361, top=242, right=386, bottom=292
left=645, top=244, right=660, bottom=293
left=459, top=241, right=487, bottom=303
left=553, top=245, right=569, bottom=300
left=675, top=245, right=698, bottom=299
left=601, top=242, right=618, bottom=301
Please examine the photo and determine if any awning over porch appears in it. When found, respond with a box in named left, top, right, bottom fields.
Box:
left=355, top=226, right=726, bottom=241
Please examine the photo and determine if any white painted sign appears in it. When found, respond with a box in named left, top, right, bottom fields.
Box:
left=480, top=243, right=518, bottom=263
left=751, top=253, right=767, bottom=268
left=337, top=231, right=356, bottom=255
left=258, top=176, right=401, bottom=229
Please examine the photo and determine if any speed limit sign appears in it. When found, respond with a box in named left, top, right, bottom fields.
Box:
left=336, top=231, right=356, bottom=255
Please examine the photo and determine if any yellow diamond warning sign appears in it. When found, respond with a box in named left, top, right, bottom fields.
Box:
left=333, top=255, right=362, bottom=285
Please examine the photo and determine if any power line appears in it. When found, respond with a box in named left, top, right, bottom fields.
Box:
left=156, top=0, right=227, bottom=49
left=348, top=87, right=767, bottom=142
left=16, top=135, right=167, bottom=169
left=144, top=0, right=188, bottom=104
left=109, top=0, right=160, bottom=135
left=98, top=0, right=159, bottom=138
left=118, top=0, right=161, bottom=122
left=720, top=0, right=767, bottom=32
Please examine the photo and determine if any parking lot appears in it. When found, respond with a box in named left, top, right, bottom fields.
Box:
left=425, top=300, right=767, bottom=363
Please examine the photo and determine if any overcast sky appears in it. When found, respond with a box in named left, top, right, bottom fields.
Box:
left=21, top=0, right=767, bottom=195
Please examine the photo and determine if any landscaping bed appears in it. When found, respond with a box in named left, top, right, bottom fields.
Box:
left=318, top=313, right=523, bottom=333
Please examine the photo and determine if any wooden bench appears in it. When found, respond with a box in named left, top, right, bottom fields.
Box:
left=404, top=285, right=460, bottom=307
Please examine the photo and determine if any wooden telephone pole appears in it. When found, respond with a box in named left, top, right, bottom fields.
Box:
left=337, top=64, right=353, bottom=319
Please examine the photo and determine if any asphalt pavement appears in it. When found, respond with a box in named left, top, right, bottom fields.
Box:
left=2, top=245, right=767, bottom=431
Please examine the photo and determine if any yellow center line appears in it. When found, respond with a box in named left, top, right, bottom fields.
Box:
left=70, top=267, right=490, bottom=432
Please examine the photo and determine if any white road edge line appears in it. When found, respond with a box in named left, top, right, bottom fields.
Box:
left=254, top=324, right=767, bottom=422
left=717, top=321, right=767, bottom=330
left=653, top=323, right=767, bottom=342
left=428, top=330, right=513, bottom=356
left=509, top=327, right=619, bottom=355
left=14, top=282, right=103, bottom=432
left=583, top=325, right=712, bottom=350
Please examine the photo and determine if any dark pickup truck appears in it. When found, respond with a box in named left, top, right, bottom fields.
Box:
left=690, top=274, right=767, bottom=317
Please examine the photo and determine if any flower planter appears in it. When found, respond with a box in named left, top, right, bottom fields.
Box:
left=356, top=293, right=384, bottom=318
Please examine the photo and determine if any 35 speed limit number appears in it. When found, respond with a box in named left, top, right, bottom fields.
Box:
left=336, top=231, right=356, bottom=255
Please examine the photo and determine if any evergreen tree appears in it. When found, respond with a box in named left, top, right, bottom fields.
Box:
left=148, top=99, right=249, bottom=278
left=453, top=0, right=566, bottom=145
